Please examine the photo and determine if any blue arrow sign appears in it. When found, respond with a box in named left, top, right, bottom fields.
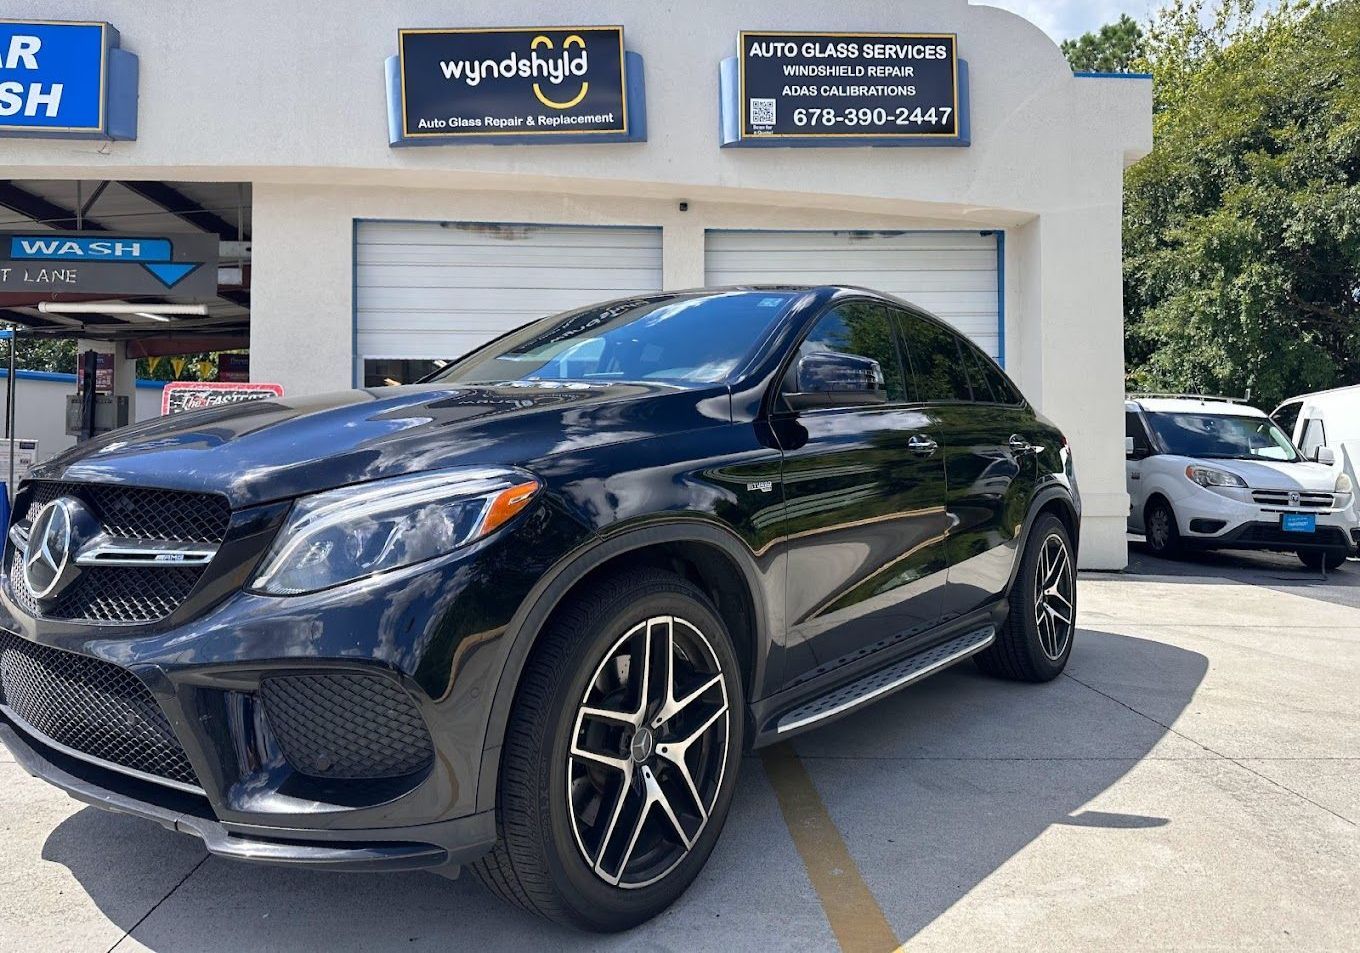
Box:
left=7, top=234, right=205, bottom=289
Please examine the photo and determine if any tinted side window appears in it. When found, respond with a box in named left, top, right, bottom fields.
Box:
left=1126, top=411, right=1153, bottom=454
left=1272, top=401, right=1301, bottom=439
left=895, top=310, right=973, bottom=403
left=958, top=339, right=1021, bottom=405
left=787, top=301, right=907, bottom=404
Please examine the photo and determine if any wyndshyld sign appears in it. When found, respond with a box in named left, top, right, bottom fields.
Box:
left=396, top=26, right=630, bottom=140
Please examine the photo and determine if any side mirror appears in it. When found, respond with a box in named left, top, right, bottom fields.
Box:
left=1313, top=446, right=1336, bottom=466
left=784, top=351, right=888, bottom=411
left=1125, top=436, right=1136, bottom=457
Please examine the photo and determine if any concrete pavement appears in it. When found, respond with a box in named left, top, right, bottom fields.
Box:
left=1, top=566, right=1357, bottom=952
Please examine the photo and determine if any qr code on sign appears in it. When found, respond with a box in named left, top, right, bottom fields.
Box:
left=749, top=98, right=776, bottom=126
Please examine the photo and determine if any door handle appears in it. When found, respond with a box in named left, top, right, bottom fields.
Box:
left=907, top=434, right=938, bottom=455
left=1009, top=435, right=1035, bottom=454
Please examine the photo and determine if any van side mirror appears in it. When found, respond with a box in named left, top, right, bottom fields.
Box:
left=784, top=351, right=888, bottom=411
left=1313, top=446, right=1336, bottom=466
left=1125, top=436, right=1136, bottom=457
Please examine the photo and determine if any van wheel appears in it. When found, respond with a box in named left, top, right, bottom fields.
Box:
left=1298, top=549, right=1347, bottom=572
left=976, top=513, right=1075, bottom=682
left=1144, top=499, right=1183, bottom=557
left=469, top=568, right=744, bottom=932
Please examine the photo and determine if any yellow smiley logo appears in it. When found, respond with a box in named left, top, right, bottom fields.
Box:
left=531, top=34, right=589, bottom=109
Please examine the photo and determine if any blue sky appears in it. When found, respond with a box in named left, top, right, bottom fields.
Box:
left=988, top=0, right=1277, bottom=42
left=986, top=0, right=1156, bottom=41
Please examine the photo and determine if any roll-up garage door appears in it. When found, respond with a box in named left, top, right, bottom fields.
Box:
left=354, top=222, right=664, bottom=384
left=704, top=229, right=1003, bottom=362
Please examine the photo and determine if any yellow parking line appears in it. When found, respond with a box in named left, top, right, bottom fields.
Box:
left=761, top=743, right=903, bottom=953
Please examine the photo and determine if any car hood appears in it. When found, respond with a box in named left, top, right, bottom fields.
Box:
left=32, top=380, right=731, bottom=508
left=1178, top=456, right=1338, bottom=491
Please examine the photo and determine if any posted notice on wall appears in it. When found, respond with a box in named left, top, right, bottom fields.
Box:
left=0, top=438, right=40, bottom=483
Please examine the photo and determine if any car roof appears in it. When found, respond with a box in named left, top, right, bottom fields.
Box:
left=1127, top=396, right=1269, bottom=417
left=1276, top=383, right=1360, bottom=406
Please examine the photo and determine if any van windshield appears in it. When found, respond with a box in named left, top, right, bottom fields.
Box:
left=1145, top=411, right=1299, bottom=462
left=431, top=291, right=797, bottom=389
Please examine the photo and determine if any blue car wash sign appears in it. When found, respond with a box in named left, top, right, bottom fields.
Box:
left=0, top=20, right=138, bottom=140
left=0, top=232, right=218, bottom=296
left=385, top=26, right=646, bottom=146
left=719, top=31, right=970, bottom=148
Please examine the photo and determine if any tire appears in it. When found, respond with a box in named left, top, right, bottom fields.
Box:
left=1298, top=549, right=1347, bottom=572
left=469, top=568, right=744, bottom=932
left=1144, top=498, right=1183, bottom=558
left=976, top=513, right=1076, bottom=682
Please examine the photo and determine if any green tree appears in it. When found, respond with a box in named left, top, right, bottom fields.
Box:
left=1123, top=0, right=1360, bottom=408
left=1061, top=14, right=1146, bottom=73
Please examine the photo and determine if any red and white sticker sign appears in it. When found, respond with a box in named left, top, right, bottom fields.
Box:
left=161, top=381, right=284, bottom=415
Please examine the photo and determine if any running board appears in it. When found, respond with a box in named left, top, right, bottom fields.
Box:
left=775, top=625, right=996, bottom=735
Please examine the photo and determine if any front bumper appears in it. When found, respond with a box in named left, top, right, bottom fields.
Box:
left=0, top=497, right=586, bottom=870
left=1, top=716, right=493, bottom=871
left=1181, top=519, right=1357, bottom=554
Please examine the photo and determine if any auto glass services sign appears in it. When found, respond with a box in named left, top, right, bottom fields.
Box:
left=395, top=26, right=630, bottom=142
left=728, top=31, right=965, bottom=146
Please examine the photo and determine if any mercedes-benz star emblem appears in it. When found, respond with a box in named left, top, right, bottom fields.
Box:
left=629, top=727, right=655, bottom=763
left=23, top=498, right=77, bottom=600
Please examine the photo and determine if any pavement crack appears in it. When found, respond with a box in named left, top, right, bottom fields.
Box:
left=106, top=854, right=209, bottom=952
left=1062, top=671, right=1357, bottom=829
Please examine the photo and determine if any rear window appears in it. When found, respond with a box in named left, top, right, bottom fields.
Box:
left=433, top=291, right=796, bottom=388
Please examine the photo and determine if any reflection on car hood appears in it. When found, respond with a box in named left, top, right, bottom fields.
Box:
left=32, top=380, right=730, bottom=507
left=1177, top=456, right=1338, bottom=491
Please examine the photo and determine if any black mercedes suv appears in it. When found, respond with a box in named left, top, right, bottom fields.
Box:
left=1, top=286, right=1079, bottom=931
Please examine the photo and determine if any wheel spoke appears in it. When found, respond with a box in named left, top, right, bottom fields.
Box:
left=579, top=704, right=642, bottom=728
left=645, top=766, right=694, bottom=850
left=656, top=703, right=728, bottom=820
left=591, top=760, right=636, bottom=875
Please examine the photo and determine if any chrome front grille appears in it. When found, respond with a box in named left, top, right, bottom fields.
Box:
left=5, top=481, right=230, bottom=624
left=1251, top=489, right=1334, bottom=509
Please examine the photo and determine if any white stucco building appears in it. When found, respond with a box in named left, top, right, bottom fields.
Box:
left=0, top=0, right=1151, bottom=567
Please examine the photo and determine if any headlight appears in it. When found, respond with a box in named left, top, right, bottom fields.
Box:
left=250, top=468, right=541, bottom=595
left=1185, top=465, right=1247, bottom=489
left=1337, top=472, right=1353, bottom=495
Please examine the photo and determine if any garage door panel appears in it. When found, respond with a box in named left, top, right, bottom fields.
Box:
left=355, top=244, right=664, bottom=268
left=358, top=222, right=661, bottom=248
left=705, top=231, right=998, bottom=253
left=354, top=221, right=663, bottom=383
left=357, top=286, right=658, bottom=311
left=704, top=250, right=996, bottom=273
left=355, top=264, right=664, bottom=291
left=704, top=229, right=1002, bottom=362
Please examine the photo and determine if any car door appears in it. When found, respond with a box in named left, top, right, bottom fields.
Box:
left=1126, top=407, right=1155, bottom=530
left=772, top=299, right=951, bottom=672
left=900, top=313, right=1040, bottom=621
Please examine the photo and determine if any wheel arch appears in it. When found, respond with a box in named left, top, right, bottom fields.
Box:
left=474, top=520, right=770, bottom=813
left=1005, top=486, right=1080, bottom=596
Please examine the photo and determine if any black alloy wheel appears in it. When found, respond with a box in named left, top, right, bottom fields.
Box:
left=470, top=568, right=743, bottom=931
left=976, top=512, right=1076, bottom=682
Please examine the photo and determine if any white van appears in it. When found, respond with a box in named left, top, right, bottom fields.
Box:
left=1271, top=385, right=1360, bottom=548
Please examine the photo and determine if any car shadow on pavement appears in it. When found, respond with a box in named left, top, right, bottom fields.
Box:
left=39, top=628, right=1207, bottom=951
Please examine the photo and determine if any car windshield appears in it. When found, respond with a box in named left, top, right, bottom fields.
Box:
left=430, top=291, right=798, bottom=389
left=1145, top=411, right=1300, bottom=462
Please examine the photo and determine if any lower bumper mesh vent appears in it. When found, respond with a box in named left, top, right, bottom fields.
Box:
left=0, top=630, right=198, bottom=788
left=260, top=674, right=433, bottom=780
